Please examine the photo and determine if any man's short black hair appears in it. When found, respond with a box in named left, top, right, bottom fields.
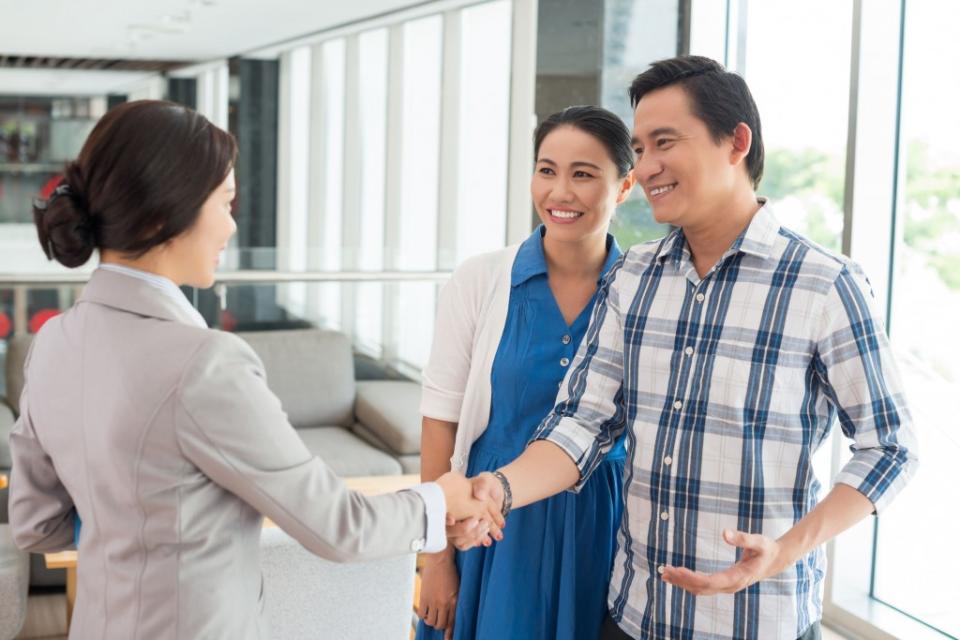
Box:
left=629, top=55, right=764, bottom=188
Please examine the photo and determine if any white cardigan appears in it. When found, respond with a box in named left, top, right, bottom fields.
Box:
left=419, top=243, right=522, bottom=472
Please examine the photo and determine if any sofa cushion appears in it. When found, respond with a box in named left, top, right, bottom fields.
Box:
left=351, top=425, right=421, bottom=474
left=237, top=330, right=355, bottom=429
left=296, top=427, right=402, bottom=477
left=354, top=380, right=421, bottom=455
left=0, top=404, right=14, bottom=469
left=4, top=335, right=31, bottom=416
left=396, top=455, right=421, bottom=474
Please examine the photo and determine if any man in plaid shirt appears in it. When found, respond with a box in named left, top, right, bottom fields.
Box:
left=451, top=56, right=918, bottom=640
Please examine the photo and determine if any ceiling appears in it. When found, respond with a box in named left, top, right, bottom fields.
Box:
left=0, top=0, right=424, bottom=61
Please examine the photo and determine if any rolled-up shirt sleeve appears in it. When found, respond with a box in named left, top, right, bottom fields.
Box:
left=532, top=260, right=628, bottom=492
left=817, top=265, right=919, bottom=513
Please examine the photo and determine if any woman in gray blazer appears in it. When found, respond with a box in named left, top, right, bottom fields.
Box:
left=8, top=100, right=501, bottom=639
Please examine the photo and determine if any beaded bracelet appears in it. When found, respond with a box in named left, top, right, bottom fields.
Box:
left=491, top=470, right=513, bottom=519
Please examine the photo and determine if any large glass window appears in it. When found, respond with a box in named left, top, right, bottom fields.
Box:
left=397, top=15, right=443, bottom=271
left=454, top=0, right=512, bottom=263
left=355, top=28, right=389, bottom=353
left=314, top=39, right=346, bottom=328
left=871, top=2, right=960, bottom=636
left=265, top=1, right=518, bottom=370
left=282, top=46, right=311, bottom=318
left=742, top=0, right=851, bottom=252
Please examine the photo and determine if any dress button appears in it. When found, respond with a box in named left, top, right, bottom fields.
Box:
left=660, top=511, right=669, bottom=521
left=560, top=357, right=570, bottom=367
left=562, top=334, right=571, bottom=345
left=663, top=456, right=673, bottom=466
left=673, top=400, right=683, bottom=410
left=684, top=346, right=694, bottom=356
left=695, top=292, right=705, bottom=303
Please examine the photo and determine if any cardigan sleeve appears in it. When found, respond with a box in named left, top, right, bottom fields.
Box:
left=419, top=260, right=484, bottom=422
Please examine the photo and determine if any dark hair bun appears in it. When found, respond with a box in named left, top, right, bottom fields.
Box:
left=33, top=165, right=96, bottom=268
left=31, top=100, right=238, bottom=268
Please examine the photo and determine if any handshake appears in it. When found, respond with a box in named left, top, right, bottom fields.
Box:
left=434, top=472, right=509, bottom=551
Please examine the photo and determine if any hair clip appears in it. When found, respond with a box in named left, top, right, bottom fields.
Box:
left=34, top=183, right=72, bottom=212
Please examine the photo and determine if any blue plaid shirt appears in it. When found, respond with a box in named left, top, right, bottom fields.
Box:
left=534, top=203, right=918, bottom=640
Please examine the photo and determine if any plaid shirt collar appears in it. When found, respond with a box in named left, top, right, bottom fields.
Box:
left=655, top=198, right=779, bottom=271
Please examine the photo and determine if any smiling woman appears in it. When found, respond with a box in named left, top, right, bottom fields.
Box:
left=416, top=105, right=635, bottom=640
left=11, top=99, right=498, bottom=639
left=34, top=100, right=238, bottom=281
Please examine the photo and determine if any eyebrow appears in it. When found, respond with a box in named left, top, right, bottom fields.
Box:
left=631, top=127, right=683, bottom=145
left=536, top=158, right=604, bottom=171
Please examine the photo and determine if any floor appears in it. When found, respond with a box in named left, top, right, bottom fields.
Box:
left=16, top=591, right=851, bottom=640
left=15, top=593, right=66, bottom=640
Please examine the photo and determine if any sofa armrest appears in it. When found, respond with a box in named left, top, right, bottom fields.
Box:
left=0, top=402, right=14, bottom=470
left=354, top=381, right=422, bottom=455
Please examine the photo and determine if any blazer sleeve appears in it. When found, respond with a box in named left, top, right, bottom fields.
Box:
left=174, top=331, right=429, bottom=562
left=9, top=353, right=77, bottom=553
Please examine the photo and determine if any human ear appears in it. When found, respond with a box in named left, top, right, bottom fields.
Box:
left=615, top=172, right=636, bottom=205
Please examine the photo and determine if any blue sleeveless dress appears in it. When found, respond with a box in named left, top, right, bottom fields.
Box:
left=417, top=226, right=626, bottom=640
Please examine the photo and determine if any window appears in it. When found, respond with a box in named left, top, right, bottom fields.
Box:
left=454, top=0, right=512, bottom=262
left=266, top=1, right=521, bottom=370
left=742, top=0, right=851, bottom=252
left=871, top=2, right=960, bottom=636
left=397, top=15, right=443, bottom=271
left=354, top=28, right=389, bottom=352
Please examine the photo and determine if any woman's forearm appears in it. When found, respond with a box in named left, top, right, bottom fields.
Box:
left=421, top=416, right=457, bottom=482
left=499, top=441, right=581, bottom=509
left=421, top=416, right=459, bottom=559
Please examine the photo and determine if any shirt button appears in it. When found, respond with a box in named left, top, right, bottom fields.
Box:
left=562, top=334, right=571, bottom=345
left=560, top=357, right=570, bottom=367
left=663, top=456, right=673, bottom=466
left=684, top=346, right=694, bottom=356
left=660, top=511, right=669, bottom=521
left=410, top=538, right=425, bottom=552
left=657, top=565, right=666, bottom=575
left=673, top=400, right=682, bottom=410
left=695, top=292, right=705, bottom=303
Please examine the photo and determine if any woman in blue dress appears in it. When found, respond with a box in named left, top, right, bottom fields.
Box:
left=416, top=105, right=636, bottom=640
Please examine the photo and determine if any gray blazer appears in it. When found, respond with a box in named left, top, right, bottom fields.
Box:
left=9, top=269, right=428, bottom=639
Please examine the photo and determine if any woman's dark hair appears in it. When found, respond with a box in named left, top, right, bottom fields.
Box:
left=33, top=100, right=238, bottom=268
left=628, top=55, right=764, bottom=188
left=533, top=105, right=634, bottom=178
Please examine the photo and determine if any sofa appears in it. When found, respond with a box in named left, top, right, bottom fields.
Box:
left=0, top=328, right=424, bottom=594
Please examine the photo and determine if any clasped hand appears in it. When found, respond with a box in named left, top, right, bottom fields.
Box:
left=435, top=472, right=505, bottom=547
left=440, top=472, right=506, bottom=550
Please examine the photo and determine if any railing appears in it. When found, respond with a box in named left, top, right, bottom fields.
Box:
left=0, top=270, right=452, bottom=337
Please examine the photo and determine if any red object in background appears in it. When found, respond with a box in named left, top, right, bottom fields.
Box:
left=0, top=312, right=10, bottom=339
left=219, top=310, right=237, bottom=332
left=40, top=174, right=64, bottom=199
left=29, top=309, right=61, bottom=334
